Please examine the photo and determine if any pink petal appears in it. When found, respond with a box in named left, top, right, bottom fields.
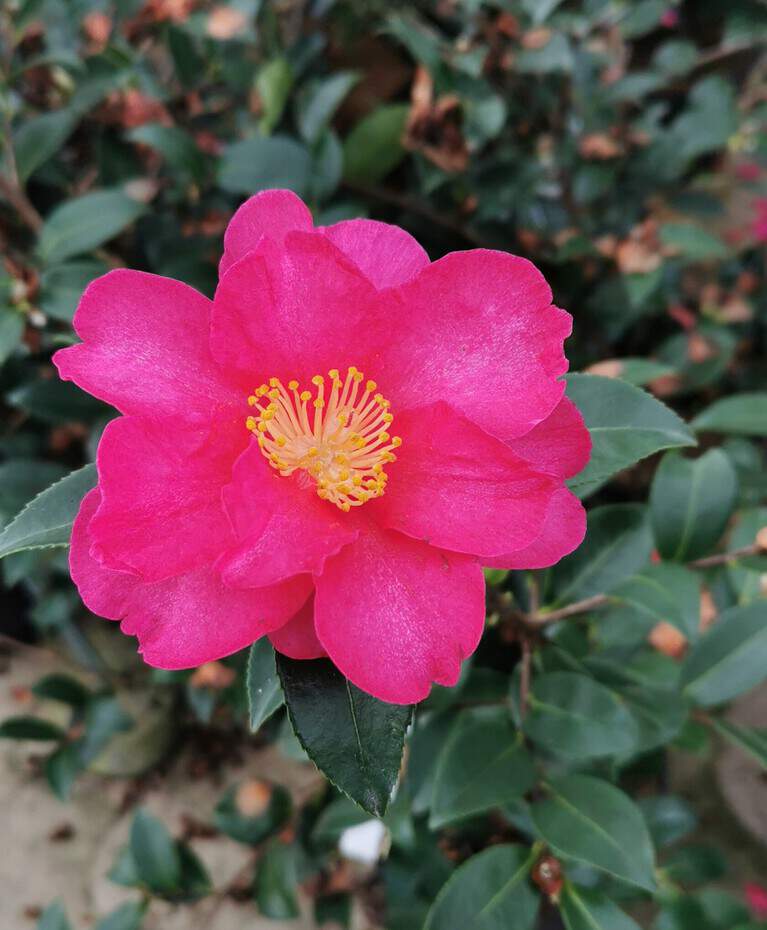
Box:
left=211, top=232, right=390, bottom=387
left=53, top=270, right=240, bottom=420
left=484, top=487, right=586, bottom=570
left=218, top=443, right=358, bottom=588
left=508, top=396, right=591, bottom=479
left=315, top=524, right=485, bottom=704
left=269, top=595, right=326, bottom=659
left=379, top=250, right=570, bottom=438
left=219, top=189, right=313, bottom=277
left=319, top=218, right=429, bottom=288
left=374, top=402, right=558, bottom=557
left=89, top=415, right=245, bottom=582
left=71, top=488, right=312, bottom=669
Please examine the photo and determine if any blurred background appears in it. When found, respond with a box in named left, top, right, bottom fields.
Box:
left=1, top=0, right=766, bottom=928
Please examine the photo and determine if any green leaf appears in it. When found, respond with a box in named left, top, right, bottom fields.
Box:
left=8, top=380, right=109, bottom=423
left=681, top=603, right=767, bottom=706
left=39, top=260, right=109, bottom=323
left=130, top=808, right=182, bottom=894
left=255, top=57, right=293, bottom=135
left=343, top=104, right=409, bottom=185
left=429, top=708, right=535, bottom=828
left=45, top=743, right=85, bottom=800
left=424, top=844, right=539, bottom=930
left=531, top=775, right=656, bottom=892
left=0, top=715, right=64, bottom=741
left=692, top=393, right=767, bottom=436
left=213, top=781, right=291, bottom=846
left=296, top=71, right=359, bottom=143
left=128, top=124, right=207, bottom=182
left=254, top=842, right=299, bottom=920
left=658, top=223, right=729, bottom=261
left=620, top=686, right=688, bottom=753
left=650, top=450, right=738, bottom=561
left=218, top=135, right=311, bottom=196
left=0, top=464, right=97, bottom=559
left=709, top=718, right=767, bottom=769
left=37, top=190, right=146, bottom=265
left=246, top=639, right=284, bottom=732
left=94, top=902, right=145, bottom=930
left=609, top=358, right=675, bottom=387
left=609, top=563, right=701, bottom=641
left=37, top=901, right=72, bottom=930
left=14, top=109, right=79, bottom=183
left=276, top=656, right=412, bottom=816
left=523, top=672, right=638, bottom=761
left=548, top=504, right=653, bottom=603
left=0, top=310, right=24, bottom=366
left=566, top=375, right=695, bottom=497
left=639, top=796, right=697, bottom=848
left=312, top=795, right=369, bottom=846
left=32, top=673, right=90, bottom=707
left=560, top=883, right=641, bottom=930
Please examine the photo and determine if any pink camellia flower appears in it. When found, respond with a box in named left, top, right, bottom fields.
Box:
left=54, top=189, right=589, bottom=704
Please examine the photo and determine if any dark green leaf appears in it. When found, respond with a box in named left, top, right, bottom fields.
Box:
left=128, top=124, right=206, bottom=182
left=254, top=842, right=299, bottom=920
left=681, top=603, right=767, bottom=706
left=296, top=71, right=359, bottom=143
left=32, top=673, right=90, bottom=707
left=14, top=109, right=79, bottom=183
left=531, top=775, right=656, bottom=891
left=658, top=223, right=728, bottom=261
left=523, top=672, right=638, bottom=760
left=277, top=656, right=412, bottom=817
left=0, top=715, right=64, bottom=741
left=39, top=260, right=109, bottom=323
left=129, top=808, right=182, bottom=894
left=0, top=310, right=24, bottom=366
left=639, top=796, right=697, bottom=848
left=343, top=104, right=409, bottom=185
left=8, top=380, right=109, bottom=423
left=609, top=563, right=701, bottom=641
left=566, top=375, right=695, bottom=498
left=692, top=394, right=767, bottom=436
left=650, top=450, right=738, bottom=561
left=620, top=686, right=688, bottom=753
left=255, top=58, right=293, bottom=134
left=548, top=504, right=653, bottom=603
left=560, top=883, right=641, bottom=930
left=429, top=708, right=535, bottom=828
left=424, top=845, right=539, bottom=930
left=0, top=464, right=97, bottom=559
left=708, top=717, right=767, bottom=769
left=37, top=190, right=146, bottom=264
left=218, top=135, right=311, bottom=196
left=45, top=743, right=85, bottom=801
left=246, top=639, right=284, bottom=732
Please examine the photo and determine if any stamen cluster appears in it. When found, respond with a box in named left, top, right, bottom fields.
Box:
left=246, top=366, right=401, bottom=511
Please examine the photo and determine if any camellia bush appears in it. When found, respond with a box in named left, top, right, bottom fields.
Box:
left=1, top=1, right=767, bottom=929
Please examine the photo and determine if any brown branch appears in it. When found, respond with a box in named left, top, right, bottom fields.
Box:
left=0, top=173, right=43, bottom=232
left=519, top=636, right=532, bottom=720
left=520, top=542, right=763, bottom=629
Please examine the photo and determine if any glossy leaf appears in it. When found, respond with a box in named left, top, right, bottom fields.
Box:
left=94, top=902, right=145, bottom=930
left=218, top=135, right=311, bottom=196
left=37, top=902, right=72, bottom=930
left=566, top=374, right=695, bottom=498
left=296, top=71, right=359, bottom=143
left=276, top=656, right=412, bottom=816
left=523, top=672, right=638, bottom=760
left=129, top=808, right=182, bottom=894
left=609, top=563, right=701, bottom=641
left=559, top=883, right=641, bottom=930
left=343, top=104, right=409, bottom=184
left=424, top=845, right=539, bottom=930
left=254, top=842, right=299, bottom=920
left=0, top=715, right=64, bottom=741
left=0, top=310, right=24, bottom=366
left=531, top=775, right=656, bottom=891
left=14, top=109, right=78, bottom=182
left=246, top=639, right=284, bottom=732
left=681, top=603, right=767, bottom=706
left=639, top=796, right=697, bottom=848
left=429, top=708, right=535, bottom=828
left=255, top=57, right=293, bottom=134
left=213, top=781, right=291, bottom=846
left=0, top=464, right=97, bottom=559
left=37, top=190, right=146, bottom=265
left=709, top=718, right=767, bottom=769
left=650, top=450, right=738, bottom=561
left=692, top=393, right=767, bottom=436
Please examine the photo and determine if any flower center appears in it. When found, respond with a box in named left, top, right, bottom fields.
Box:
left=246, top=366, right=401, bottom=511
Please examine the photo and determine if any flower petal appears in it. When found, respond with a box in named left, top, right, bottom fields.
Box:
left=319, top=218, right=429, bottom=288
left=71, top=488, right=312, bottom=669
left=219, top=189, right=313, bottom=276
left=507, top=395, right=591, bottom=479
left=375, top=402, right=558, bottom=557
left=315, top=524, right=485, bottom=704
left=484, top=487, right=586, bottom=570
left=218, top=442, right=358, bottom=588
left=89, top=415, right=245, bottom=582
left=212, top=232, right=389, bottom=386
left=379, top=250, right=570, bottom=438
left=269, top=594, right=326, bottom=659
left=53, top=270, right=240, bottom=420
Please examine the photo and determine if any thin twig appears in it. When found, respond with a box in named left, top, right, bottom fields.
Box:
left=519, top=636, right=532, bottom=720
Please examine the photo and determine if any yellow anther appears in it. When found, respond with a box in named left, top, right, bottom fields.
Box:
left=260, top=410, right=274, bottom=421
left=247, top=395, right=257, bottom=406
left=256, top=385, right=268, bottom=396
left=269, top=377, right=279, bottom=387
left=288, top=380, right=299, bottom=390
left=257, top=422, right=268, bottom=433
left=339, top=469, right=350, bottom=481
left=246, top=416, right=257, bottom=430
left=311, top=374, right=324, bottom=386
left=308, top=447, right=318, bottom=457
left=366, top=380, right=377, bottom=392
left=340, top=502, right=351, bottom=512
left=300, top=390, right=311, bottom=402
left=328, top=368, right=339, bottom=379
left=348, top=366, right=358, bottom=376
left=380, top=432, right=390, bottom=442
left=276, top=436, right=286, bottom=447
left=391, top=436, right=402, bottom=447
left=268, top=389, right=280, bottom=399
left=314, top=398, right=325, bottom=408
left=352, top=370, right=364, bottom=382
left=382, top=413, right=394, bottom=423
left=352, top=476, right=363, bottom=487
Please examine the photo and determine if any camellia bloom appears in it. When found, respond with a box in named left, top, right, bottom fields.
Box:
left=54, top=190, right=590, bottom=704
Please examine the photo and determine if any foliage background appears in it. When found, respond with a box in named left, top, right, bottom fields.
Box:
left=1, top=0, right=767, bottom=928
